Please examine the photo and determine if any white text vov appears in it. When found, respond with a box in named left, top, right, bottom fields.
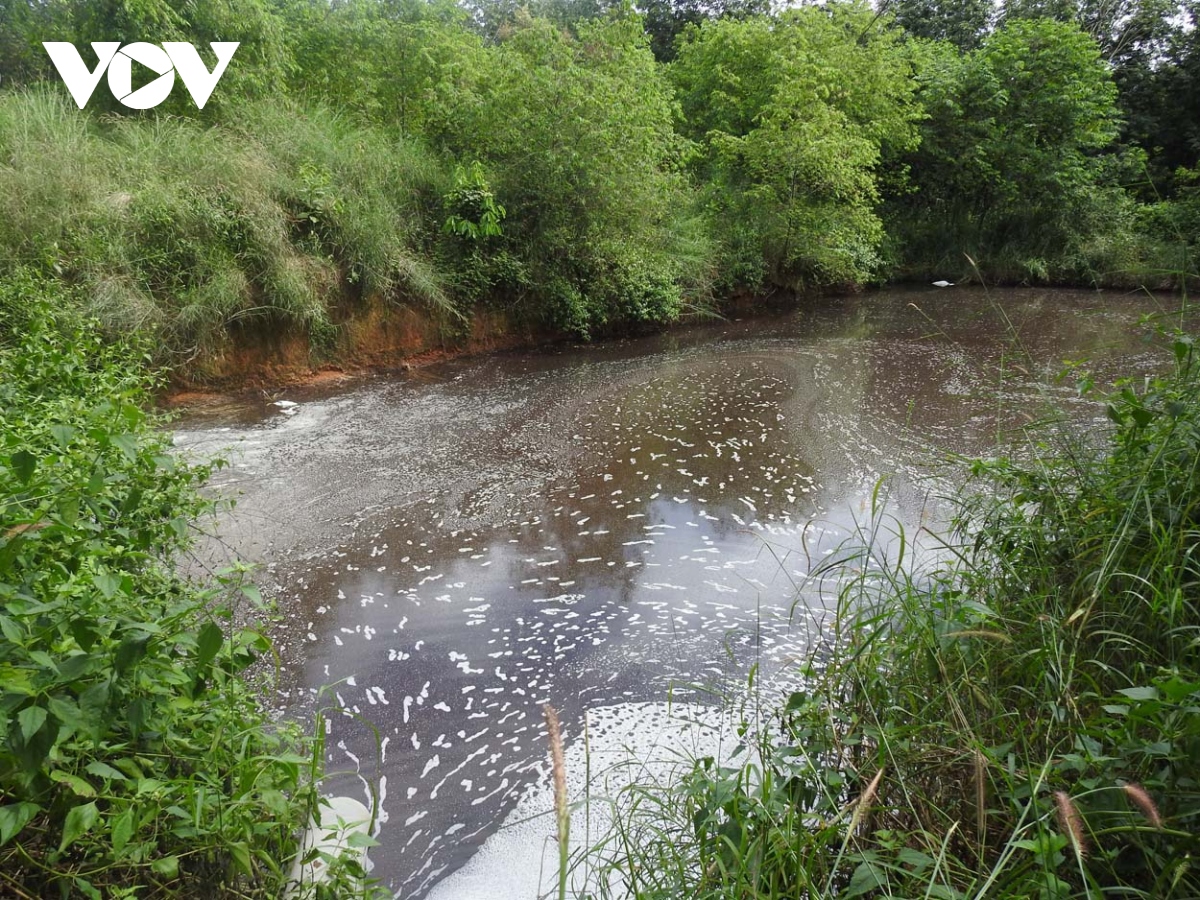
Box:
left=42, top=42, right=239, bottom=110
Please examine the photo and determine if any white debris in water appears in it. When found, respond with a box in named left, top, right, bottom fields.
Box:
left=426, top=701, right=743, bottom=900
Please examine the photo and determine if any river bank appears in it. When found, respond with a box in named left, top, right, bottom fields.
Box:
left=160, top=286, right=810, bottom=403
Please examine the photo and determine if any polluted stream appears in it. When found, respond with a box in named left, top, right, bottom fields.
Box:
left=172, top=288, right=1178, bottom=898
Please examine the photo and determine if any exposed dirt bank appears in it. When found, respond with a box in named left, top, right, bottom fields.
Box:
left=162, top=300, right=548, bottom=407
left=159, top=289, right=816, bottom=410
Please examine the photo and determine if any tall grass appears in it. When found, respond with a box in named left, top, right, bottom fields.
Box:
left=590, top=315, right=1200, bottom=898
left=0, top=90, right=453, bottom=365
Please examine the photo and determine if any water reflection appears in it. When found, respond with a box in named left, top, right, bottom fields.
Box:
left=286, top=355, right=849, bottom=895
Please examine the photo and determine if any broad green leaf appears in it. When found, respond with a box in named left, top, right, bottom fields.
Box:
left=49, top=771, right=96, bottom=798
left=0, top=666, right=35, bottom=695
left=111, top=434, right=139, bottom=461
left=46, top=696, right=81, bottom=733
left=14, top=713, right=59, bottom=772
left=259, top=789, right=288, bottom=816
left=1117, top=686, right=1159, bottom=702
left=58, top=651, right=95, bottom=680
left=92, top=572, right=120, bottom=600
left=0, top=802, right=40, bottom=846
left=50, top=424, right=76, bottom=448
left=229, top=841, right=252, bottom=876
left=84, top=761, right=127, bottom=782
left=8, top=450, right=35, bottom=484
left=57, top=801, right=98, bottom=853
left=347, top=830, right=379, bottom=849
left=79, top=681, right=110, bottom=734
left=1158, top=677, right=1200, bottom=703
left=112, top=758, right=144, bottom=780
left=196, top=621, right=224, bottom=667
left=115, top=635, right=149, bottom=673
left=28, top=649, right=57, bottom=671
left=846, top=859, right=887, bottom=897
left=18, top=705, right=46, bottom=742
left=111, top=807, right=135, bottom=855
left=896, top=847, right=934, bottom=869
left=128, top=697, right=148, bottom=737
left=0, top=615, right=24, bottom=644
left=67, top=619, right=99, bottom=657
left=56, top=495, right=78, bottom=526
left=151, top=855, right=180, bottom=879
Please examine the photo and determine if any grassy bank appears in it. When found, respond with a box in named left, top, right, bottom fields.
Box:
left=0, top=272, right=379, bottom=898
left=0, top=90, right=456, bottom=371
left=591, top=313, right=1200, bottom=898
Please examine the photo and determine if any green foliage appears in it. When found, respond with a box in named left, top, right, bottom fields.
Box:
left=672, top=2, right=921, bottom=289
left=443, top=162, right=506, bottom=240
left=0, top=90, right=453, bottom=362
left=892, top=17, right=1134, bottom=283
left=637, top=0, right=770, bottom=62
left=427, top=6, right=713, bottom=334
left=0, top=0, right=293, bottom=114
left=1, top=0, right=1196, bottom=339
left=282, top=0, right=478, bottom=132
left=0, top=272, right=321, bottom=898
left=230, top=99, right=455, bottom=319
left=892, top=0, right=994, bottom=50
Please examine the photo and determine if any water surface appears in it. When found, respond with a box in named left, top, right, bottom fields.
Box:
left=174, top=287, right=1177, bottom=897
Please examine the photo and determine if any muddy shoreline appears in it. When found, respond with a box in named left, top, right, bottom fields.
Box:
left=158, top=288, right=824, bottom=408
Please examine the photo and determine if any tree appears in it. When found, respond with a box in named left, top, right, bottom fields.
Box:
left=0, top=0, right=292, bottom=114
left=638, top=0, right=769, bottom=62
left=896, top=17, right=1124, bottom=278
left=672, top=1, right=921, bottom=288
left=888, top=0, right=993, bottom=50
left=1111, top=0, right=1200, bottom=191
left=427, top=5, right=711, bottom=333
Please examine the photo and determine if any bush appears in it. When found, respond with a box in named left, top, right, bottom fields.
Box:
left=0, top=272, right=327, bottom=898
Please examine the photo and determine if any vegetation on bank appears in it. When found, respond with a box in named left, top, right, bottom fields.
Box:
left=590, top=316, right=1200, bottom=899
left=0, top=0, right=1197, bottom=370
left=0, top=275, right=380, bottom=898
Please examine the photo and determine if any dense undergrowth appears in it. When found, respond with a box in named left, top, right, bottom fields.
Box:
left=591, top=315, right=1200, bottom=898
left=0, top=273, right=379, bottom=899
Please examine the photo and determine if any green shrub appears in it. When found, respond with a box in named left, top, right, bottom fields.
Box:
left=0, top=272, right=325, bottom=898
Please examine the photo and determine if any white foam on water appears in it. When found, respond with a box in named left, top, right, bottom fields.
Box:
left=425, top=700, right=743, bottom=900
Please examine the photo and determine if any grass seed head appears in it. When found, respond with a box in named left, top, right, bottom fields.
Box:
left=1122, top=783, right=1163, bottom=829
left=1054, top=790, right=1088, bottom=859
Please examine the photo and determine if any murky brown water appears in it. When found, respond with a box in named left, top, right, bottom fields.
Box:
left=173, top=287, right=1181, bottom=897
